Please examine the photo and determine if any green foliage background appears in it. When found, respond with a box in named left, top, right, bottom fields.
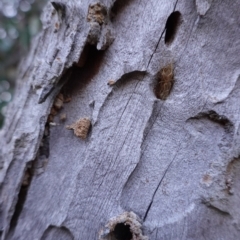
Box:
left=0, top=0, right=47, bottom=128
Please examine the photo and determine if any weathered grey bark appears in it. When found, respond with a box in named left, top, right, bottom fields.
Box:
left=0, top=0, right=240, bottom=239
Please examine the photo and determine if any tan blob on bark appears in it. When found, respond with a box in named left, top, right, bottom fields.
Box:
left=53, top=93, right=64, bottom=109
left=155, top=63, right=174, bottom=100
left=87, top=3, right=107, bottom=25
left=60, top=113, right=67, bottom=121
left=107, top=80, right=115, bottom=86
left=66, top=118, right=91, bottom=139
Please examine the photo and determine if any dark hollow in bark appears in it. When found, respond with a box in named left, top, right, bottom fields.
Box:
left=113, top=223, right=132, bottom=240
left=164, top=11, right=182, bottom=44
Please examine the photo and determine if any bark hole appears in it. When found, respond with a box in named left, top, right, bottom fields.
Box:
left=164, top=11, right=182, bottom=45
left=110, top=0, right=132, bottom=20
left=99, top=212, right=148, bottom=240
left=63, top=45, right=105, bottom=96
left=76, top=44, right=90, bottom=68
left=113, top=223, right=133, bottom=240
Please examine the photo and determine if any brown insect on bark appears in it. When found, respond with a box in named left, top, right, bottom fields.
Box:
left=66, top=117, right=91, bottom=139
left=154, top=63, right=174, bottom=100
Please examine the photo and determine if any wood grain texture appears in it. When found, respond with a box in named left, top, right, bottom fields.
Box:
left=0, top=0, right=240, bottom=239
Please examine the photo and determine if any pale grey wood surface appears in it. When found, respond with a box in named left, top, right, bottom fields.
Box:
left=0, top=0, right=240, bottom=239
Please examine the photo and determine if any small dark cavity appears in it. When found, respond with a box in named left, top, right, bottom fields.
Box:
left=113, top=223, right=133, bottom=240
left=110, top=0, right=132, bottom=20
left=76, top=45, right=90, bottom=68
left=62, top=45, right=105, bottom=96
left=164, top=11, right=182, bottom=45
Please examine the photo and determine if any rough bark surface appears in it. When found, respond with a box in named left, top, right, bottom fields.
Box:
left=0, top=0, right=240, bottom=239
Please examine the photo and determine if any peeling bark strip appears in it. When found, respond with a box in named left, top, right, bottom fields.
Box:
left=1, top=0, right=240, bottom=239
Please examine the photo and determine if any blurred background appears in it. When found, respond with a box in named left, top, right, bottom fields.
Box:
left=0, top=0, right=47, bottom=128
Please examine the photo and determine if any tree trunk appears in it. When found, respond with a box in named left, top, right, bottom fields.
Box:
left=1, top=0, right=240, bottom=239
